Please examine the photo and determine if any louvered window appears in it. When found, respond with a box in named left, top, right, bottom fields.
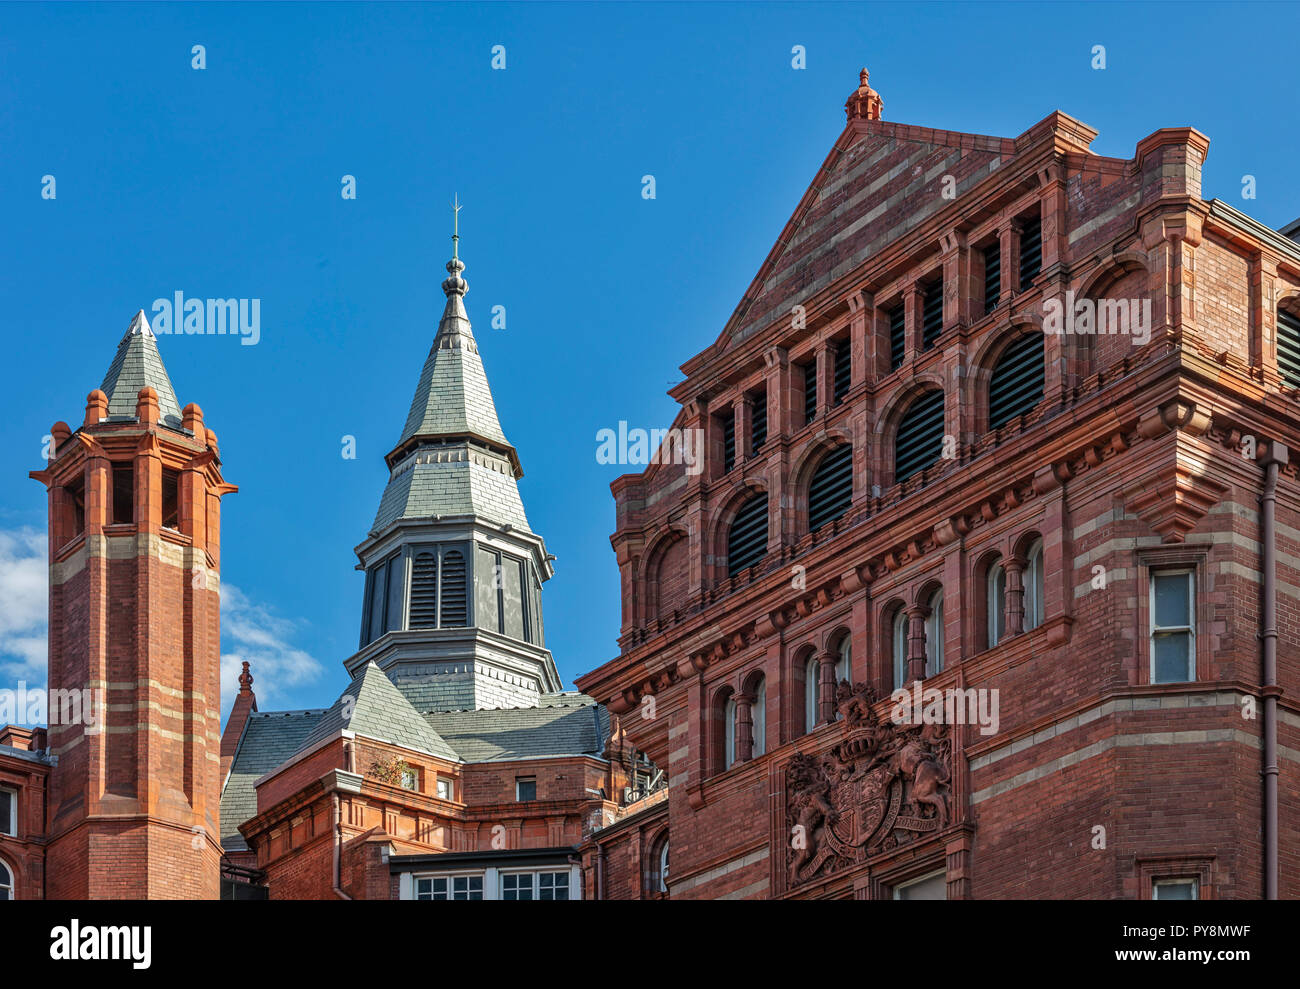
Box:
left=1278, top=308, right=1300, bottom=387
left=888, top=305, right=905, bottom=371
left=727, top=493, right=768, bottom=577
left=750, top=391, right=767, bottom=453
left=409, top=552, right=438, bottom=629
left=988, top=333, right=1045, bottom=430
left=833, top=340, right=851, bottom=404
left=894, top=390, right=945, bottom=483
left=721, top=413, right=736, bottom=473
left=807, top=444, right=853, bottom=533
left=1019, top=216, right=1042, bottom=290
left=922, top=280, right=944, bottom=349
left=440, top=550, right=468, bottom=627
left=802, top=362, right=817, bottom=425
left=984, top=242, right=1001, bottom=314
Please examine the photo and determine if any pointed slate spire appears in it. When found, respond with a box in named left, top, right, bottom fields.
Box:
left=290, top=661, right=461, bottom=762
left=396, top=234, right=513, bottom=452
left=100, top=309, right=184, bottom=428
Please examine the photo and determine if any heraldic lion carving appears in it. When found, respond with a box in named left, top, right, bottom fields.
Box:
left=786, top=681, right=952, bottom=885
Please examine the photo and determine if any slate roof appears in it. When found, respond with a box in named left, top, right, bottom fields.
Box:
left=424, top=694, right=609, bottom=763
left=100, top=310, right=184, bottom=428
left=220, top=708, right=323, bottom=852
left=398, top=262, right=510, bottom=448
left=289, top=661, right=462, bottom=763
left=371, top=453, right=530, bottom=533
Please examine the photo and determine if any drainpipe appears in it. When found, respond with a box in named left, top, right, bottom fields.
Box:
left=1261, top=444, right=1286, bottom=900
left=332, top=792, right=352, bottom=900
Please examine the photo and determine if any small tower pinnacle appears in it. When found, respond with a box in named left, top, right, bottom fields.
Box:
left=845, top=66, right=884, bottom=123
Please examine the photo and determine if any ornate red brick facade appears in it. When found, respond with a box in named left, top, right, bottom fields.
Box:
left=575, top=70, right=1300, bottom=900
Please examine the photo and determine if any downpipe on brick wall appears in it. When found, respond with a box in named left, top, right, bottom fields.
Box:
left=1261, top=444, right=1285, bottom=900
left=333, top=791, right=352, bottom=900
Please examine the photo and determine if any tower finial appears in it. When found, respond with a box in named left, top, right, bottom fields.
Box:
left=443, top=195, right=467, bottom=298
left=452, top=194, right=462, bottom=260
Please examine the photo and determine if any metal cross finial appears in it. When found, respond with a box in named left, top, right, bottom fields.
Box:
left=452, top=194, right=462, bottom=259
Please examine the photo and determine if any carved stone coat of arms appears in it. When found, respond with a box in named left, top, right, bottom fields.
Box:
left=785, top=681, right=953, bottom=885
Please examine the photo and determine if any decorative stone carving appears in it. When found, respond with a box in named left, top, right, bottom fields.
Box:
left=785, top=682, right=952, bottom=886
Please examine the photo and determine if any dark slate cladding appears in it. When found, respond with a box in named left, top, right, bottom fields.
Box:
left=833, top=339, right=851, bottom=403
left=1019, top=215, right=1043, bottom=289
left=1278, top=309, right=1300, bottom=387
left=895, top=390, right=945, bottom=482
left=722, top=413, right=736, bottom=473
left=989, top=332, right=1046, bottom=430
left=424, top=695, right=608, bottom=763
left=220, top=710, right=324, bottom=851
left=889, top=305, right=906, bottom=370
left=750, top=391, right=768, bottom=452
left=728, top=492, right=769, bottom=576
left=807, top=444, right=853, bottom=533
left=984, top=241, right=1001, bottom=313
left=922, top=279, right=944, bottom=349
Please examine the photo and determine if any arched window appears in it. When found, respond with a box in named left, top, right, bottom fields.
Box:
left=987, top=560, right=1006, bottom=648
left=657, top=840, right=670, bottom=893
left=1277, top=305, right=1300, bottom=388
left=892, top=608, right=909, bottom=689
left=409, top=552, right=438, bottom=629
left=925, top=589, right=944, bottom=676
left=723, top=695, right=737, bottom=770
left=807, top=445, right=853, bottom=533
left=803, top=653, right=820, bottom=734
left=0, top=858, right=11, bottom=900
left=1025, top=538, right=1045, bottom=631
left=440, top=551, right=467, bottom=627
left=751, top=676, right=766, bottom=758
left=988, top=332, right=1045, bottom=430
left=835, top=633, right=851, bottom=685
left=727, top=493, right=769, bottom=576
left=895, top=390, right=945, bottom=483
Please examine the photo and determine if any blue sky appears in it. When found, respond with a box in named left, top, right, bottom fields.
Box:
left=1, top=2, right=1297, bottom=724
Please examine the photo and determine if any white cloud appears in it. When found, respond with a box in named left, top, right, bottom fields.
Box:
left=0, top=527, right=48, bottom=687
left=220, top=582, right=326, bottom=718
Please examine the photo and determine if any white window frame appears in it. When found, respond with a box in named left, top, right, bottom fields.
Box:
left=987, top=561, right=1005, bottom=648
left=435, top=777, right=453, bottom=801
left=752, top=677, right=766, bottom=758
left=515, top=776, right=537, bottom=802
left=925, top=589, right=944, bottom=676
left=400, top=768, right=418, bottom=792
left=1150, top=569, right=1196, bottom=684
left=892, top=609, right=908, bottom=689
left=0, top=787, right=15, bottom=837
left=415, top=871, right=485, bottom=901
left=0, top=858, right=11, bottom=900
left=1025, top=538, right=1044, bottom=631
left=835, top=634, right=851, bottom=685
left=1152, top=877, right=1199, bottom=900
left=893, top=868, right=947, bottom=900
left=723, top=696, right=737, bottom=769
left=804, top=655, right=820, bottom=733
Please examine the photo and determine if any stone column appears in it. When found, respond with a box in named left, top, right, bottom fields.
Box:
left=907, top=605, right=928, bottom=683
left=818, top=651, right=837, bottom=725
left=1005, top=557, right=1026, bottom=637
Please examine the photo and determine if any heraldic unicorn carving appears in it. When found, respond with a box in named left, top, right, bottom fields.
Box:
left=786, top=681, right=953, bottom=885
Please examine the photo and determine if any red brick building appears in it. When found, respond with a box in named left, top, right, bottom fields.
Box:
left=574, top=69, right=1300, bottom=900
left=5, top=68, right=1298, bottom=902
